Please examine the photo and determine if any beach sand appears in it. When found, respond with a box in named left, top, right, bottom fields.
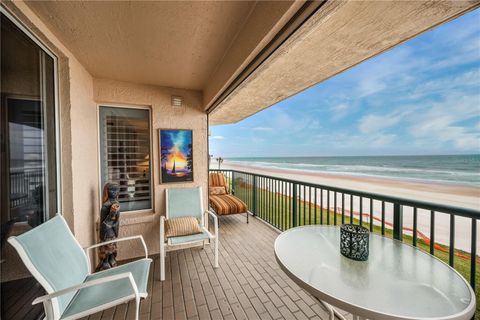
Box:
left=216, top=162, right=480, bottom=253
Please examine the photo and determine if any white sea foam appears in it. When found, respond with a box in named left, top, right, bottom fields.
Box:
left=224, top=156, right=480, bottom=186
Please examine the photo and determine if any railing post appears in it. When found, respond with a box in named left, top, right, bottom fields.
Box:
left=393, top=203, right=403, bottom=241
left=471, top=218, right=477, bottom=292
left=292, top=183, right=298, bottom=227
left=252, top=175, right=257, bottom=216
left=231, top=171, right=235, bottom=194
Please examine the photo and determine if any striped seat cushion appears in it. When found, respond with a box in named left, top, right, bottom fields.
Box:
left=165, top=217, right=202, bottom=238
left=209, top=194, right=247, bottom=215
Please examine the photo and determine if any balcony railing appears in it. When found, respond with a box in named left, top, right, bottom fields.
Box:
left=209, top=169, right=479, bottom=294
left=9, top=170, right=43, bottom=210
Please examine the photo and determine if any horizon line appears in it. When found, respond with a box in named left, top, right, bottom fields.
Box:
left=220, top=153, right=480, bottom=158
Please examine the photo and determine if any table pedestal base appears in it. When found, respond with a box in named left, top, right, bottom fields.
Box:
left=319, top=300, right=347, bottom=320
left=319, top=300, right=370, bottom=320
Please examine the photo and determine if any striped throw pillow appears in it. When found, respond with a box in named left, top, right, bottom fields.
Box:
left=165, top=217, right=202, bottom=238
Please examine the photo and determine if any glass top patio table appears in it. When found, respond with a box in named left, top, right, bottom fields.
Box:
left=274, top=225, right=476, bottom=320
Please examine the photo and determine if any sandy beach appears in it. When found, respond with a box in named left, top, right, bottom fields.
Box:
left=216, top=161, right=480, bottom=254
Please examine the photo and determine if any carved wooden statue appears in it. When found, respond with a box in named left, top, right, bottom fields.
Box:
left=96, top=182, right=121, bottom=271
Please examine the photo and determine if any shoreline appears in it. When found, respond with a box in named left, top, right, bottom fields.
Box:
left=213, top=162, right=479, bottom=253
left=227, top=161, right=479, bottom=189
left=219, top=162, right=480, bottom=209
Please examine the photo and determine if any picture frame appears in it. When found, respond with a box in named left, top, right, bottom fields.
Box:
left=158, top=129, right=194, bottom=183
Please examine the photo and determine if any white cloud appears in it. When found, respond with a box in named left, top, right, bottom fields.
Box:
left=252, top=127, right=274, bottom=132
left=331, top=103, right=351, bottom=121
left=356, top=86, right=480, bottom=151
left=430, top=49, right=480, bottom=71
left=410, top=69, right=480, bottom=99
left=411, top=120, right=479, bottom=150
left=322, top=132, right=399, bottom=152
left=408, top=94, right=480, bottom=150
left=273, top=111, right=295, bottom=128
left=358, top=77, right=387, bottom=98
left=358, top=113, right=404, bottom=134
left=309, top=120, right=321, bottom=129
left=332, top=103, right=349, bottom=112
left=210, top=135, right=225, bottom=140
left=273, top=110, right=312, bottom=133
left=370, top=134, right=397, bottom=147
left=353, top=48, right=414, bottom=98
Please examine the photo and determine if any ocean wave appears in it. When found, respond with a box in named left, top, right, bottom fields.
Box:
left=224, top=159, right=480, bottom=186
left=226, top=160, right=480, bottom=176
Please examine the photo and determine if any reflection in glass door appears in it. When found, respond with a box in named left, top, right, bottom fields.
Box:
left=1, top=11, right=58, bottom=320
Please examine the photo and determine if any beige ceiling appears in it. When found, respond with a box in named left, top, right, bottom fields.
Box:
left=24, top=0, right=479, bottom=125
left=209, top=0, right=480, bottom=124
left=25, top=1, right=299, bottom=91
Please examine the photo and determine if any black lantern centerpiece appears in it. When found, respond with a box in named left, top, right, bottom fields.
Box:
left=340, top=224, right=369, bottom=261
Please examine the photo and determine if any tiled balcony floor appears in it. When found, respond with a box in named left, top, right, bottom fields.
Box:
left=83, top=214, right=347, bottom=320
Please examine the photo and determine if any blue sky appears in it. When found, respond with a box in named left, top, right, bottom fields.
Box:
left=209, top=10, right=480, bottom=158
left=160, top=129, right=191, bottom=154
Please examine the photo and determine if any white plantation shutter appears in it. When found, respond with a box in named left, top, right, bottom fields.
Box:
left=99, top=106, right=152, bottom=211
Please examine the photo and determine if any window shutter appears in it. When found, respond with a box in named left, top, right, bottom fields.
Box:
left=99, top=107, right=152, bottom=212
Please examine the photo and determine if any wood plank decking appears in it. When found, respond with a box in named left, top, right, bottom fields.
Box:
left=82, top=214, right=346, bottom=320
left=1, top=276, right=45, bottom=320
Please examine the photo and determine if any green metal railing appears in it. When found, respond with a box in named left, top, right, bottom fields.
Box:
left=210, top=169, right=480, bottom=294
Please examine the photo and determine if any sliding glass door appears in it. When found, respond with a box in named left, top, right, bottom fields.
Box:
left=1, top=10, right=58, bottom=320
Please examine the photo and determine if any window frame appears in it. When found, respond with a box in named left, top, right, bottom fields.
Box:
left=0, top=5, right=62, bottom=216
left=96, top=103, right=154, bottom=214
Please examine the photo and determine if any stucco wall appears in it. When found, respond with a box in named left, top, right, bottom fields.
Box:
left=4, top=2, right=208, bottom=269
left=69, top=58, right=97, bottom=249
left=93, top=79, right=207, bottom=261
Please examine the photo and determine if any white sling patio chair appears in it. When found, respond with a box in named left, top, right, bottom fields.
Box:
left=8, top=214, right=152, bottom=320
left=160, top=186, right=218, bottom=281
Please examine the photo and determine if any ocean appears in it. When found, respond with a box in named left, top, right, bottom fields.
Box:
left=225, top=155, right=480, bottom=187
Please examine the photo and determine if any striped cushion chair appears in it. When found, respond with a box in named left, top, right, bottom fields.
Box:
left=209, top=173, right=249, bottom=223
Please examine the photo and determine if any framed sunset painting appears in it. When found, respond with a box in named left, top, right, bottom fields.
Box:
left=159, top=129, right=193, bottom=183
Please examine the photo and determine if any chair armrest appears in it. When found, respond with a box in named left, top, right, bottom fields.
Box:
left=206, top=211, right=218, bottom=236
left=84, top=235, right=148, bottom=259
left=32, top=272, right=139, bottom=305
